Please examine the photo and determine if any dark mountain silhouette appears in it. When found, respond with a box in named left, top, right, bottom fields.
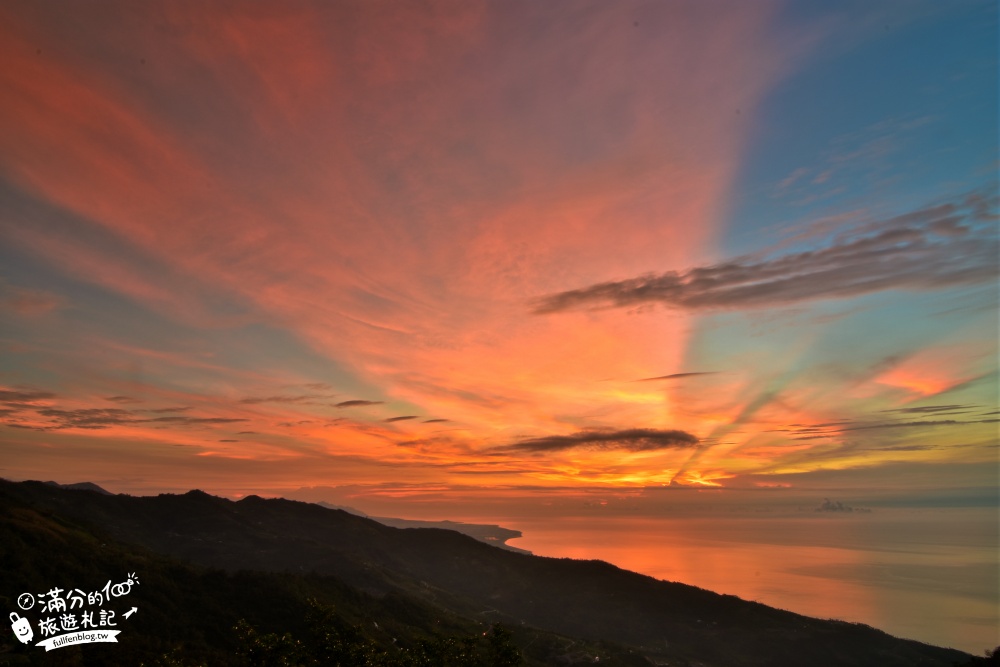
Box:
left=42, top=480, right=112, bottom=495
left=314, top=500, right=530, bottom=553
left=314, top=500, right=368, bottom=515
left=0, top=484, right=564, bottom=666
left=369, top=517, right=530, bottom=555
left=0, top=479, right=974, bottom=666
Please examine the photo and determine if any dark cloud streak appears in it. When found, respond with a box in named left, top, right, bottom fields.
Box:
left=0, top=389, right=56, bottom=403
left=879, top=404, right=975, bottom=415
left=240, top=394, right=328, bottom=405
left=841, top=418, right=999, bottom=431
left=494, top=428, right=698, bottom=454
left=105, top=395, right=141, bottom=404
left=637, top=372, right=718, bottom=381
left=4, top=405, right=248, bottom=431
left=533, top=194, right=998, bottom=314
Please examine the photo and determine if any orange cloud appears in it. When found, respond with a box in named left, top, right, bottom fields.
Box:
left=872, top=345, right=988, bottom=398
left=0, top=1, right=805, bottom=493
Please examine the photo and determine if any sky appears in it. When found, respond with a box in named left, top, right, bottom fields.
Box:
left=0, top=0, right=997, bottom=517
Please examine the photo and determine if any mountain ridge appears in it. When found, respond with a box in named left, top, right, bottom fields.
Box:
left=0, top=479, right=974, bottom=666
left=314, top=500, right=531, bottom=554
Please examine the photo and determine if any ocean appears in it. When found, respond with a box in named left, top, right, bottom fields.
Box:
left=493, top=507, right=998, bottom=654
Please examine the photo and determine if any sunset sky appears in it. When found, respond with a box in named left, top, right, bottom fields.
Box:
left=1, top=0, right=996, bottom=515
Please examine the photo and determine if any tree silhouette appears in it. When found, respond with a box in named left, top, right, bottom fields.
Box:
left=233, top=599, right=522, bottom=667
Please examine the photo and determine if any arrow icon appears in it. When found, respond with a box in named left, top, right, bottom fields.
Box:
left=123, top=607, right=138, bottom=620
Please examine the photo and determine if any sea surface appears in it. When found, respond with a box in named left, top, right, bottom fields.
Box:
left=491, top=508, right=998, bottom=655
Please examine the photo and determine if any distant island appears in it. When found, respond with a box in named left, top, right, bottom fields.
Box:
left=816, top=497, right=872, bottom=513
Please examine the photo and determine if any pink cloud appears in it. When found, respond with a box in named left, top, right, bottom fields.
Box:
left=0, top=1, right=808, bottom=489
